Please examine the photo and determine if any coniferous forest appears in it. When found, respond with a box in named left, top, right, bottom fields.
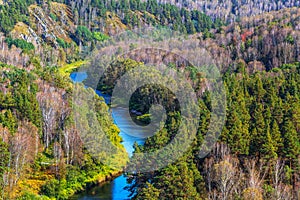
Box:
left=0, top=0, right=299, bottom=199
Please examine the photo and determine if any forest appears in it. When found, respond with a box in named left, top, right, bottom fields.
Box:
left=0, top=0, right=299, bottom=199
left=124, top=61, right=300, bottom=199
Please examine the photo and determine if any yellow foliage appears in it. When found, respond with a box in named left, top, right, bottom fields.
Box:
left=59, top=60, right=88, bottom=76
left=51, top=2, right=68, bottom=10
left=19, top=179, right=46, bottom=194
left=105, top=11, right=127, bottom=35
left=243, top=187, right=263, bottom=200
left=12, top=22, right=30, bottom=36
left=15, top=173, right=54, bottom=198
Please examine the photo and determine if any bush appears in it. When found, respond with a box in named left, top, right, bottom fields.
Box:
left=40, top=179, right=69, bottom=200
left=56, top=38, right=71, bottom=48
left=40, top=179, right=59, bottom=198
left=5, top=37, right=34, bottom=52
left=285, top=34, right=294, bottom=44
left=137, top=114, right=151, bottom=124
left=271, top=67, right=281, bottom=73
left=49, top=13, right=57, bottom=21
left=17, top=191, right=51, bottom=200
left=75, top=26, right=93, bottom=42
left=92, top=31, right=110, bottom=42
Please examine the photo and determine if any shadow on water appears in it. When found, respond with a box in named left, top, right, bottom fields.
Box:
left=70, top=175, right=130, bottom=200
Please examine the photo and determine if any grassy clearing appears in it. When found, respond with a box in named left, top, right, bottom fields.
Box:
left=59, top=60, right=87, bottom=76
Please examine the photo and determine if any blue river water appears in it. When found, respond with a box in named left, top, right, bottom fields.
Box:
left=69, top=72, right=145, bottom=200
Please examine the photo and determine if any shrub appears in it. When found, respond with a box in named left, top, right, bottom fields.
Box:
left=56, top=38, right=71, bottom=48
left=49, top=13, right=57, bottom=21
left=285, top=34, right=294, bottom=44
left=40, top=179, right=69, bottom=200
left=92, top=31, right=110, bottom=42
left=75, top=26, right=93, bottom=42
left=5, top=37, right=34, bottom=52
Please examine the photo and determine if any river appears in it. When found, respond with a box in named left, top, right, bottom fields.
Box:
left=69, top=72, right=146, bottom=200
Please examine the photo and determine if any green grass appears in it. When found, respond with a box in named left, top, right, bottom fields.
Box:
left=59, top=60, right=88, bottom=76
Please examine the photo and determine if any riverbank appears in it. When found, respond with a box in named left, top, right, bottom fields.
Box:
left=70, top=107, right=149, bottom=200
left=69, top=168, right=123, bottom=199
left=69, top=72, right=147, bottom=199
left=95, top=170, right=123, bottom=185
left=16, top=164, right=124, bottom=200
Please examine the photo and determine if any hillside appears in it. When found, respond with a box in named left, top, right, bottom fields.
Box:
left=0, top=0, right=299, bottom=199
left=0, top=62, right=128, bottom=199
left=156, top=0, right=300, bottom=22
left=0, top=0, right=218, bottom=68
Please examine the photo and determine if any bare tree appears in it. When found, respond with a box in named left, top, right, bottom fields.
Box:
left=213, top=155, right=241, bottom=200
left=204, top=143, right=243, bottom=200
left=242, top=158, right=268, bottom=200
left=37, top=83, right=69, bottom=149
left=271, top=158, right=293, bottom=200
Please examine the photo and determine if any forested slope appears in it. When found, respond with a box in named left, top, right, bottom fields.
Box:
left=0, top=63, right=128, bottom=199
left=126, top=61, right=300, bottom=199
left=157, top=0, right=300, bottom=22
left=0, top=0, right=299, bottom=199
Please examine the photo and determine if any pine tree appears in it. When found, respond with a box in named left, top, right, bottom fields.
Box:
left=136, top=182, right=160, bottom=200
left=261, top=123, right=277, bottom=159
left=250, top=103, right=265, bottom=155
left=223, top=106, right=249, bottom=155
left=155, top=162, right=201, bottom=199
left=2, top=110, right=17, bottom=134
left=270, top=120, right=283, bottom=156
left=282, top=119, right=300, bottom=161
left=186, top=18, right=196, bottom=34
